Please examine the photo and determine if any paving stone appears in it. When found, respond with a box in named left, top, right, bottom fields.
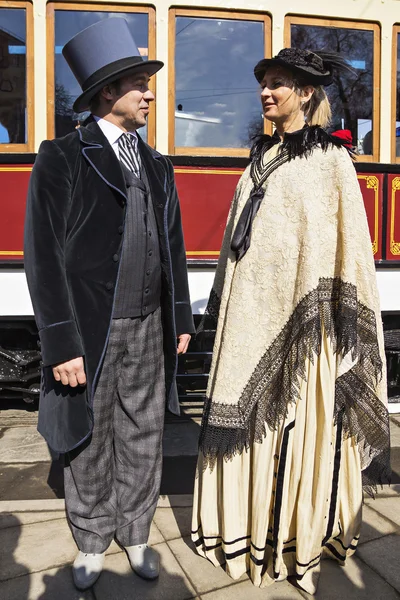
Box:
left=296, top=555, right=400, bottom=600
left=0, top=499, right=65, bottom=512
left=390, top=448, right=400, bottom=484
left=153, top=507, right=192, bottom=541
left=357, top=533, right=400, bottom=593
left=391, top=416, right=400, bottom=429
left=168, top=536, right=248, bottom=594
left=390, top=422, right=400, bottom=447
left=0, top=566, right=94, bottom=600
left=0, top=427, right=51, bottom=463
left=0, top=510, right=66, bottom=529
left=360, top=505, right=399, bottom=544
left=105, top=539, right=118, bottom=552
left=368, top=484, right=400, bottom=498
left=0, top=462, right=64, bottom=501
left=94, top=542, right=196, bottom=600
left=0, top=408, right=38, bottom=428
left=0, top=512, right=161, bottom=578
left=364, top=496, right=400, bottom=527
left=148, top=521, right=164, bottom=545
left=201, top=579, right=303, bottom=599
left=0, top=517, right=77, bottom=581
left=158, top=494, right=193, bottom=508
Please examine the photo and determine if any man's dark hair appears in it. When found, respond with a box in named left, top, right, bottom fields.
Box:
left=89, top=78, right=123, bottom=113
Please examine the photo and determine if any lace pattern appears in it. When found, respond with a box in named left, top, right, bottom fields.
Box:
left=199, top=277, right=390, bottom=489
left=197, top=288, right=221, bottom=335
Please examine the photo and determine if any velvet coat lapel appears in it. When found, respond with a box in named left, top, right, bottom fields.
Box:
left=78, top=118, right=168, bottom=214
left=78, top=118, right=127, bottom=202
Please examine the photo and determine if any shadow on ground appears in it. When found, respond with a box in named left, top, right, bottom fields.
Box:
left=1, top=510, right=400, bottom=599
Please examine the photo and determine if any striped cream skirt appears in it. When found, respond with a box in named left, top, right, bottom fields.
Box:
left=192, top=337, right=362, bottom=595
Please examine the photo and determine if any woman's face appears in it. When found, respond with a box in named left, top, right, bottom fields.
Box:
left=260, top=66, right=302, bottom=125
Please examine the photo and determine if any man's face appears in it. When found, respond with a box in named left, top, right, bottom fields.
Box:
left=109, top=72, right=154, bottom=131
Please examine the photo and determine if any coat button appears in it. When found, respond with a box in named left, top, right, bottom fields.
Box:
left=157, top=203, right=163, bottom=208
left=106, top=282, right=114, bottom=290
left=112, top=254, right=119, bottom=262
left=148, top=231, right=152, bottom=237
left=118, top=225, right=124, bottom=234
left=146, top=269, right=150, bottom=276
left=145, top=288, right=149, bottom=294
left=148, top=250, right=153, bottom=256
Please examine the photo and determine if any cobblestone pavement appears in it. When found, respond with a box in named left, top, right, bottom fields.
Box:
left=0, top=413, right=399, bottom=599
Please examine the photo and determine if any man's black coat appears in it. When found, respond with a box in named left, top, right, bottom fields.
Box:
left=24, top=119, right=194, bottom=453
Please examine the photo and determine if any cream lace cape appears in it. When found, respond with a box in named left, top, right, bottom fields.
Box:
left=199, top=142, right=390, bottom=488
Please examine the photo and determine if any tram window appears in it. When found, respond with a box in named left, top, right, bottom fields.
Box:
left=49, top=6, right=154, bottom=144
left=395, top=30, right=400, bottom=160
left=170, top=10, right=271, bottom=155
left=287, top=18, right=379, bottom=159
left=0, top=5, right=32, bottom=151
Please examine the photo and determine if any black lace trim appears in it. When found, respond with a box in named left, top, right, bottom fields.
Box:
left=335, top=369, right=391, bottom=494
left=197, top=288, right=221, bottom=335
left=199, top=277, right=390, bottom=490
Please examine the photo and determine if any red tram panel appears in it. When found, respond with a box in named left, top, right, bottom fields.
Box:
left=357, top=173, right=383, bottom=261
left=387, top=174, right=400, bottom=261
left=0, top=166, right=31, bottom=262
left=0, top=165, right=397, bottom=263
left=175, top=166, right=242, bottom=260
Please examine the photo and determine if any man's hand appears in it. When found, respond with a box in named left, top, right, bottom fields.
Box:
left=177, top=334, right=191, bottom=355
left=52, top=357, right=87, bottom=387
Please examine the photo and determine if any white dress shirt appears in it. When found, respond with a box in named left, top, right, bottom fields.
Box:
left=93, top=116, right=139, bottom=159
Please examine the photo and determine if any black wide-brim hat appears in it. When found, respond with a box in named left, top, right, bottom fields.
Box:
left=254, top=48, right=333, bottom=86
left=62, top=18, right=164, bottom=113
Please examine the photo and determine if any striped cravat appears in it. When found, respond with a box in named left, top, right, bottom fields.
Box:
left=118, top=133, right=141, bottom=177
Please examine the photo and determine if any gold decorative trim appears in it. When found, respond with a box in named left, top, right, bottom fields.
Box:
left=0, top=167, right=32, bottom=172
left=186, top=251, right=219, bottom=256
left=391, top=177, right=400, bottom=255
left=175, top=169, right=244, bottom=176
left=358, top=175, right=379, bottom=255
left=0, top=249, right=219, bottom=259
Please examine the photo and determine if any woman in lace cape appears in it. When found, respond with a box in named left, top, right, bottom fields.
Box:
left=191, top=48, right=390, bottom=595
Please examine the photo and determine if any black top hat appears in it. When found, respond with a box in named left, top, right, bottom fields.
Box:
left=62, top=18, right=164, bottom=113
left=254, top=48, right=334, bottom=86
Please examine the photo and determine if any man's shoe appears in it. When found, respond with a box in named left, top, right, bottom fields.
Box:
left=72, top=551, right=105, bottom=590
left=125, top=544, right=159, bottom=580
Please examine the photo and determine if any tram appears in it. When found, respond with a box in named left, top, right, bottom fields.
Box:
left=0, top=0, right=399, bottom=411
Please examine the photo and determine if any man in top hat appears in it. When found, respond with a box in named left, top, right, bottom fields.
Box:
left=24, top=18, right=194, bottom=590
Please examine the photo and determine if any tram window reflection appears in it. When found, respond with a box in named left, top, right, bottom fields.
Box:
left=0, top=8, right=27, bottom=145
left=290, top=23, right=375, bottom=155
left=54, top=11, right=148, bottom=140
left=174, top=16, right=265, bottom=150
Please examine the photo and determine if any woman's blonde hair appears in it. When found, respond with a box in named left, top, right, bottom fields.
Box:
left=300, top=85, right=331, bottom=128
